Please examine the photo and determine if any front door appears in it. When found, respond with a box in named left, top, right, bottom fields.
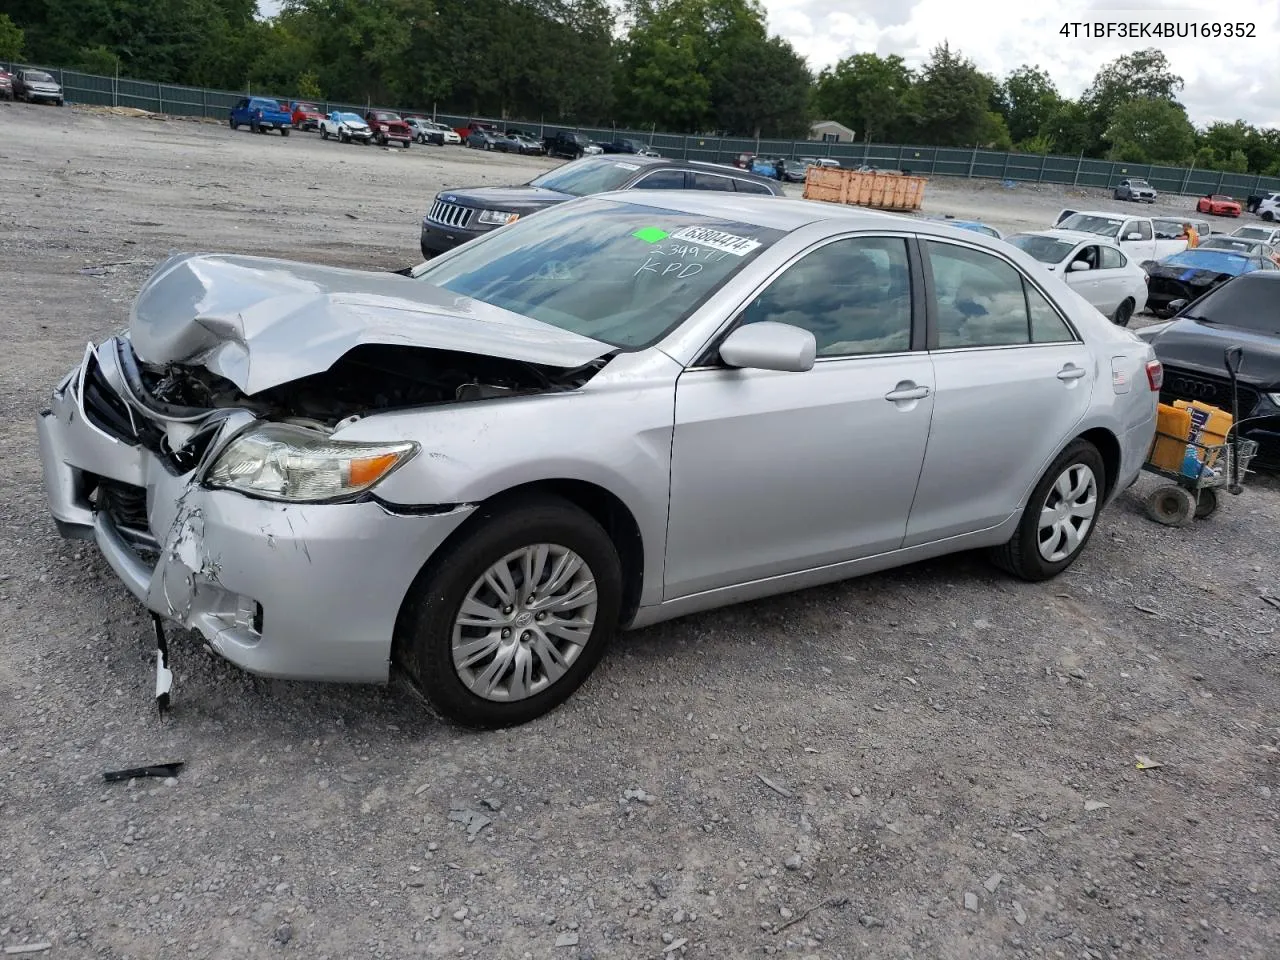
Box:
left=665, top=235, right=934, bottom=599
left=905, top=238, right=1096, bottom=545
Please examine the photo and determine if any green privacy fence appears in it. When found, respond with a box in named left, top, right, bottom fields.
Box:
left=11, top=61, right=1280, bottom=199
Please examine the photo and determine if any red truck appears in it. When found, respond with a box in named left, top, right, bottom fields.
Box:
left=289, top=101, right=325, bottom=132
left=365, top=110, right=412, bottom=148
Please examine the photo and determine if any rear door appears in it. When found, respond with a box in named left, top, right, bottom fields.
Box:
left=904, top=237, right=1095, bottom=544
left=1094, top=245, right=1133, bottom=313
left=1062, top=243, right=1107, bottom=310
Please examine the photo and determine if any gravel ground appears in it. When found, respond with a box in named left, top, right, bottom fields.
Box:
left=1, top=102, right=1279, bottom=960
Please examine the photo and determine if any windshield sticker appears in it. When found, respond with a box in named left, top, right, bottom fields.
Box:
left=668, top=226, right=761, bottom=256
left=633, top=226, right=669, bottom=244
left=615, top=162, right=641, bottom=171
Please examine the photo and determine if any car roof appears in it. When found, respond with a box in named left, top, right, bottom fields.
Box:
left=1067, top=210, right=1137, bottom=218
left=592, top=191, right=951, bottom=233
left=1032, top=229, right=1118, bottom=245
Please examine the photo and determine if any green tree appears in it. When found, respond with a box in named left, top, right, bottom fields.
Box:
left=0, top=12, right=22, bottom=60
left=712, top=33, right=810, bottom=137
left=995, top=65, right=1061, bottom=144
left=1104, top=97, right=1195, bottom=165
left=1080, top=48, right=1184, bottom=156
left=917, top=43, right=998, bottom=146
left=812, top=53, right=913, bottom=143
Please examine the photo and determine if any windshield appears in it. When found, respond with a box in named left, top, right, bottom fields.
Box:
left=1233, top=227, right=1269, bottom=240
left=374, top=112, right=400, bottom=121
left=1162, top=250, right=1252, bottom=275
left=413, top=198, right=783, bottom=348
left=1006, top=234, right=1077, bottom=263
left=1182, top=275, right=1280, bottom=333
left=296, top=102, right=318, bottom=112
left=529, top=156, right=646, bottom=197
left=336, top=112, right=363, bottom=123
left=28, top=71, right=55, bottom=82
left=1058, top=214, right=1124, bottom=237
left=1200, top=237, right=1260, bottom=253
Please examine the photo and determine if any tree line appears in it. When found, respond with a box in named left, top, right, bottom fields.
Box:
left=3, top=0, right=1279, bottom=174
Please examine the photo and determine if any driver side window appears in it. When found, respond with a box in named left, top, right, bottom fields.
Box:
left=737, top=237, right=913, bottom=357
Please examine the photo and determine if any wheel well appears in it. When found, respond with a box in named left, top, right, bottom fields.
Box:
left=392, top=479, right=646, bottom=660
left=1079, top=427, right=1122, bottom=500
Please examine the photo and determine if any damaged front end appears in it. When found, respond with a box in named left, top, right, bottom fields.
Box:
left=38, top=328, right=605, bottom=690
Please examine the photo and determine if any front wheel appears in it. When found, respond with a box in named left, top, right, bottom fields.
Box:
left=321, top=128, right=329, bottom=140
left=396, top=495, right=623, bottom=728
left=1111, top=298, right=1135, bottom=327
left=990, top=439, right=1105, bottom=581
left=1194, top=487, right=1219, bottom=519
left=1145, top=485, right=1196, bottom=527
left=403, top=140, right=410, bottom=149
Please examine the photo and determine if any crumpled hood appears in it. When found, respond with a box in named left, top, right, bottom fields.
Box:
left=1145, top=318, right=1280, bottom=386
left=128, top=253, right=613, bottom=394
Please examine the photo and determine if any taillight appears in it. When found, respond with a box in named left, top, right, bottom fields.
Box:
left=1145, top=359, right=1164, bottom=391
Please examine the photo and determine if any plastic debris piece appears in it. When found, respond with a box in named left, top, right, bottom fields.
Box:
left=756, top=774, right=793, bottom=798
left=152, top=614, right=173, bottom=714
left=1135, top=755, right=1164, bottom=770
left=1084, top=800, right=1111, bottom=811
left=103, top=762, right=184, bottom=782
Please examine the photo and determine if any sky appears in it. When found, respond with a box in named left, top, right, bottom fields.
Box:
left=256, top=0, right=1280, bottom=128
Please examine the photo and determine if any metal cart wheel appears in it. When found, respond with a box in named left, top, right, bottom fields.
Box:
left=1145, top=485, right=1197, bottom=527
left=1194, top=487, right=1219, bottom=519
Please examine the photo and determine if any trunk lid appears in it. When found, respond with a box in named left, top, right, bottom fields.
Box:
left=128, top=254, right=614, bottom=394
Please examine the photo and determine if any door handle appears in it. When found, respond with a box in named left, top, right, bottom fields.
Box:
left=884, top=383, right=930, bottom=402
left=1057, top=365, right=1087, bottom=381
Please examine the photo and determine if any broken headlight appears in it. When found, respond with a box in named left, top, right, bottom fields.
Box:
left=205, top=423, right=418, bottom=502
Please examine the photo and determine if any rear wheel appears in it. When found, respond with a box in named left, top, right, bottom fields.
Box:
left=1111, top=298, right=1135, bottom=327
left=397, top=495, right=623, bottom=728
left=280, top=127, right=290, bottom=137
left=1194, top=487, right=1219, bottom=519
left=229, top=118, right=237, bottom=130
left=990, top=439, right=1105, bottom=580
left=1263, top=211, right=1276, bottom=222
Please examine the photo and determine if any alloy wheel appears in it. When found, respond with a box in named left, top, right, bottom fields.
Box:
left=1037, top=463, right=1098, bottom=562
left=451, top=544, right=598, bottom=702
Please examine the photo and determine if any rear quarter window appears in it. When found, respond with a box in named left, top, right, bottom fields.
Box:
left=733, top=179, right=775, bottom=195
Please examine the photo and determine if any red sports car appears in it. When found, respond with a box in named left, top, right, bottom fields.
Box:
left=1196, top=194, right=1242, bottom=217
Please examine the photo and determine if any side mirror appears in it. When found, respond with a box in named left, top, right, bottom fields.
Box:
left=719, top=321, right=816, bottom=373
left=1167, top=299, right=1188, bottom=315
left=1068, top=260, right=1091, bottom=272
left=1126, top=232, right=1143, bottom=241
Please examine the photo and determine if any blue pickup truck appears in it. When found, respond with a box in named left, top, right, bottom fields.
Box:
left=229, top=97, right=292, bottom=136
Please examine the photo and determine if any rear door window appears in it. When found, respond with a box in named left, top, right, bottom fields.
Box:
left=690, top=173, right=735, bottom=192
left=733, top=179, right=774, bottom=195
left=632, top=170, right=688, bottom=190
left=1098, top=246, right=1125, bottom=270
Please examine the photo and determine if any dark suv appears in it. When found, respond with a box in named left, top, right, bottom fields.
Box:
left=544, top=131, right=603, bottom=159
left=420, top=155, right=783, bottom=257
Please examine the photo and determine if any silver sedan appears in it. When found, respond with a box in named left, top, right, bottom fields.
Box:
left=36, top=193, right=1161, bottom=727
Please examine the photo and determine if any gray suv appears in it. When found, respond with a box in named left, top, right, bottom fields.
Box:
left=1113, top=178, right=1157, bottom=203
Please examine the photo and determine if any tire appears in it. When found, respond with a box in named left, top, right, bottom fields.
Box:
left=396, top=495, right=623, bottom=728
left=321, top=128, right=329, bottom=140
left=403, top=140, right=410, bottom=148
left=229, top=118, right=237, bottom=130
left=340, top=132, right=349, bottom=143
left=281, top=127, right=290, bottom=137
left=1111, top=298, right=1135, bottom=327
left=1144, top=485, right=1196, bottom=527
left=1263, top=211, right=1275, bottom=222
left=1194, top=487, right=1219, bottom=519
left=989, top=439, right=1106, bottom=581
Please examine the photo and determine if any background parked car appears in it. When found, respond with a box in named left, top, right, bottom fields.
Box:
left=1136, top=272, right=1280, bottom=468
left=1140, top=245, right=1278, bottom=315
left=420, top=155, right=783, bottom=257
left=0, top=69, right=13, bottom=100
left=12, top=69, right=63, bottom=105
left=544, top=131, right=602, bottom=159
left=930, top=218, right=1002, bottom=240
left=496, top=132, right=544, bottom=155
left=467, top=129, right=503, bottom=150
left=1257, top=194, right=1280, bottom=221
left=779, top=159, right=810, bottom=182
left=405, top=117, right=444, bottom=145
left=599, top=138, right=660, bottom=157
left=1113, top=178, right=1157, bottom=202
left=365, top=110, right=411, bottom=147
left=1197, top=234, right=1280, bottom=266
left=1232, top=223, right=1280, bottom=245
left=318, top=111, right=372, bottom=143
left=230, top=97, right=292, bottom=135
left=1196, top=193, right=1242, bottom=217
left=1006, top=229, right=1148, bottom=325
left=289, top=101, right=325, bottom=131
left=425, top=120, right=462, bottom=145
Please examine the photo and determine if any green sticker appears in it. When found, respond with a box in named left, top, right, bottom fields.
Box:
left=632, top=227, right=669, bottom=244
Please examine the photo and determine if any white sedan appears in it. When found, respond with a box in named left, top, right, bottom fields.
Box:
left=1005, top=230, right=1148, bottom=326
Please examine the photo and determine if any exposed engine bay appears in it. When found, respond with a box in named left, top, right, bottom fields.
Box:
left=133, top=342, right=605, bottom=427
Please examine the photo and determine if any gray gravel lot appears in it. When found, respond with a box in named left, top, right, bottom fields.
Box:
left=1, top=102, right=1278, bottom=960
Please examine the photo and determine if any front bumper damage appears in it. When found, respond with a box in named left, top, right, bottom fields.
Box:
left=37, top=338, right=473, bottom=689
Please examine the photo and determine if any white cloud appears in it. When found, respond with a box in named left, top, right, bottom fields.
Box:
left=762, top=0, right=1280, bottom=127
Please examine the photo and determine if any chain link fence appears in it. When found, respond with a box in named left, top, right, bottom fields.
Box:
left=8, top=61, right=1280, bottom=198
